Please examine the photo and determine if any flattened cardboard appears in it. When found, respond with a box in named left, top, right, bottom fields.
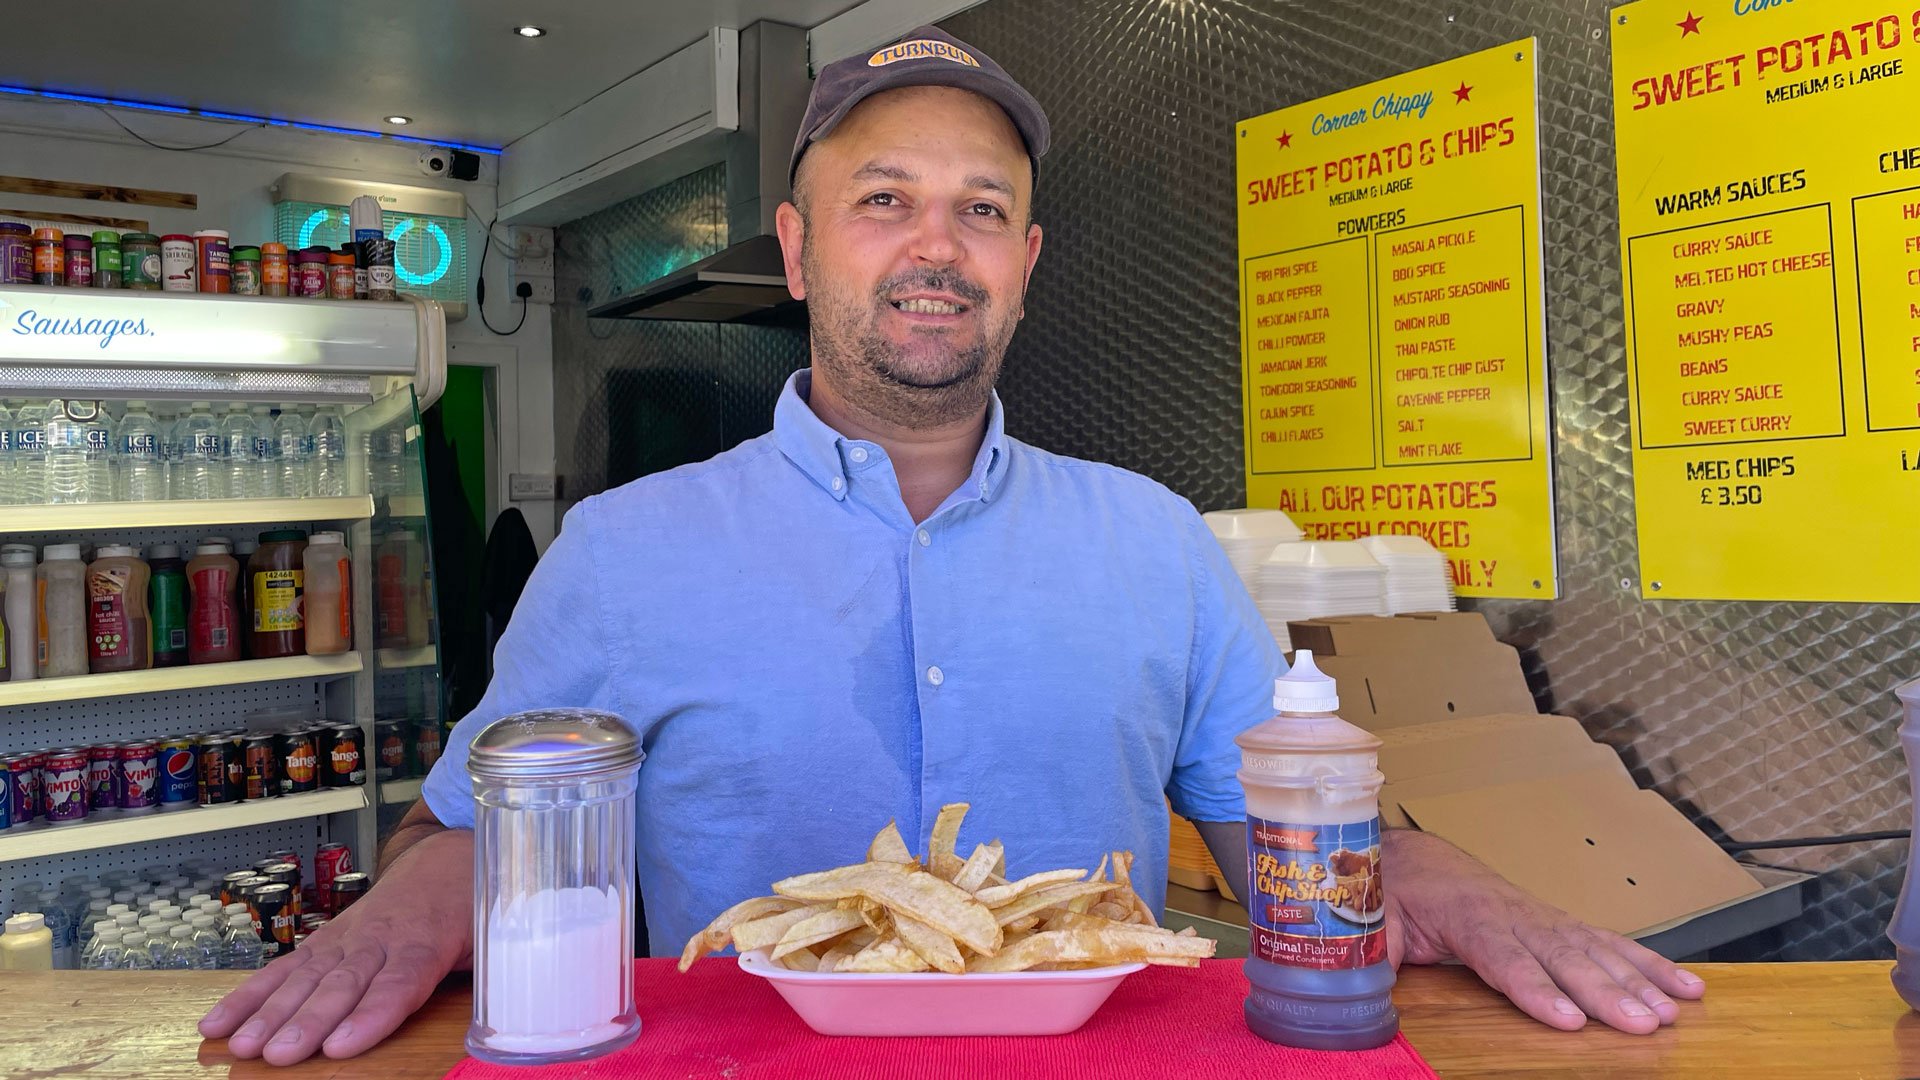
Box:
left=1378, top=713, right=1599, bottom=780
left=1288, top=613, right=1536, bottom=731
left=1381, top=742, right=1628, bottom=829
left=1399, top=769, right=1762, bottom=936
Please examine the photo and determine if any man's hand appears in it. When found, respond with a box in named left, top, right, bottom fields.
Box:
left=198, top=823, right=474, bottom=1065
left=1382, top=828, right=1704, bottom=1033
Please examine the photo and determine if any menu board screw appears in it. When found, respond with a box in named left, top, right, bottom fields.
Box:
left=1650, top=581, right=1664, bottom=592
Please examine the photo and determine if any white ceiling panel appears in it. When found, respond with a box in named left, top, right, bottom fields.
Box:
left=0, top=1, right=866, bottom=149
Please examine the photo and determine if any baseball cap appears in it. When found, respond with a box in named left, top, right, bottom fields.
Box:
left=790, top=25, right=1051, bottom=185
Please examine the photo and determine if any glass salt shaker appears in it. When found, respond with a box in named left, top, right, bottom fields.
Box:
left=467, top=708, right=644, bottom=1065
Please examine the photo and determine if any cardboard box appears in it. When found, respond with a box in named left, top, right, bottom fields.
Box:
left=1272, top=614, right=1775, bottom=943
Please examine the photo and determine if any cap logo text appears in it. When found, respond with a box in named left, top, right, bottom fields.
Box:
left=868, top=40, right=981, bottom=68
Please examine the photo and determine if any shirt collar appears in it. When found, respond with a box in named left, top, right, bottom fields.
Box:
left=773, top=368, right=1009, bottom=505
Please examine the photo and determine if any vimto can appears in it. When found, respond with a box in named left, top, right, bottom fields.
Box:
left=157, top=737, right=197, bottom=810
left=89, top=744, right=120, bottom=813
left=0, top=759, right=12, bottom=830
left=4, top=754, right=35, bottom=824
left=117, top=742, right=160, bottom=813
left=41, top=748, right=92, bottom=824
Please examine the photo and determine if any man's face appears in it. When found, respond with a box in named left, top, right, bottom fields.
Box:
left=778, top=85, right=1044, bottom=428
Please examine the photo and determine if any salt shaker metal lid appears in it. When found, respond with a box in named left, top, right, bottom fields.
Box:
left=467, top=709, right=642, bottom=782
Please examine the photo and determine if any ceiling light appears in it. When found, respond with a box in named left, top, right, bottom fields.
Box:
left=384, top=115, right=412, bottom=125
left=514, top=25, right=546, bottom=38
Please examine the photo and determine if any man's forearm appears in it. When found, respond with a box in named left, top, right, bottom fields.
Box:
left=377, top=820, right=454, bottom=875
left=1193, top=819, right=1246, bottom=902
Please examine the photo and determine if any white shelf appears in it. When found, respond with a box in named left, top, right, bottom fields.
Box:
left=0, top=653, right=362, bottom=709
left=0, top=787, right=367, bottom=863
left=376, top=646, right=438, bottom=670
left=379, top=777, right=424, bottom=805
left=0, top=495, right=374, bottom=534
left=386, top=495, right=427, bottom=518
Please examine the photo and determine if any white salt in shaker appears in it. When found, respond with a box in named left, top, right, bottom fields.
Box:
left=467, top=708, right=644, bottom=1065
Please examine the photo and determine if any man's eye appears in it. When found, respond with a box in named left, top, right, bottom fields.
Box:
left=969, top=203, right=1006, bottom=218
left=864, top=193, right=899, bottom=207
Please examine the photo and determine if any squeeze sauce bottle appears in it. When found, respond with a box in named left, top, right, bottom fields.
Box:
left=1236, top=649, right=1398, bottom=1049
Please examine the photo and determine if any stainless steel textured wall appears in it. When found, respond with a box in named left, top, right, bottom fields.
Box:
left=552, top=163, right=810, bottom=514
left=547, top=0, right=1915, bottom=959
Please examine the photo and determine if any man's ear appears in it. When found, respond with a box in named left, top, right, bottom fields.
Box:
left=776, top=201, right=807, bottom=301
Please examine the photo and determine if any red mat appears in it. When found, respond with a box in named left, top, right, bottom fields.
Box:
left=444, top=958, right=1438, bottom=1079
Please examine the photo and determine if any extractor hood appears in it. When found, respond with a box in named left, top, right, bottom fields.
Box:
left=590, top=21, right=807, bottom=325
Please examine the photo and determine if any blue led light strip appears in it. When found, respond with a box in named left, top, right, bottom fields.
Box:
left=0, top=83, right=501, bottom=154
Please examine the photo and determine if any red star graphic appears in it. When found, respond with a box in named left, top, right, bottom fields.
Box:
left=1677, top=11, right=1702, bottom=36
left=1452, top=81, right=1473, bottom=104
left=1275, top=130, right=1293, bottom=150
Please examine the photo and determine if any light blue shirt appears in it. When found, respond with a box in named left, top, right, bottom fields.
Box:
left=423, top=370, right=1282, bottom=955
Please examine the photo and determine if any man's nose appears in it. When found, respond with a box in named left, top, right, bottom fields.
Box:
left=907, top=205, right=963, bottom=267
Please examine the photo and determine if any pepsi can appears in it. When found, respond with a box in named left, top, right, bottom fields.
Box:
left=157, top=738, right=197, bottom=810
left=117, top=742, right=160, bottom=813
left=89, top=745, right=119, bottom=813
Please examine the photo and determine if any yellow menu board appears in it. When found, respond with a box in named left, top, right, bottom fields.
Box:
left=1614, top=0, right=1920, bottom=601
left=1237, top=40, right=1556, bottom=598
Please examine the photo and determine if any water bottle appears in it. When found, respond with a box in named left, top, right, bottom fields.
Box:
left=12, top=399, right=47, bottom=504
left=190, top=915, right=224, bottom=970
left=0, top=399, right=14, bottom=504
left=34, top=890, right=76, bottom=969
left=154, top=405, right=179, bottom=498
left=88, top=928, right=126, bottom=970
left=173, top=402, right=223, bottom=500
left=226, top=912, right=266, bottom=971
left=309, top=406, right=348, bottom=498
left=1237, top=651, right=1398, bottom=1050
left=220, top=403, right=260, bottom=499
left=277, top=404, right=314, bottom=498
left=115, top=401, right=166, bottom=502
left=118, top=931, right=155, bottom=970
left=44, top=399, right=93, bottom=504
left=80, top=920, right=114, bottom=967
left=370, top=423, right=406, bottom=497
left=83, top=401, right=114, bottom=501
left=251, top=404, right=281, bottom=498
left=156, top=924, right=195, bottom=969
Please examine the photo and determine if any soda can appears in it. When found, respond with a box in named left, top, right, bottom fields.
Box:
left=329, top=872, right=370, bottom=915
left=157, top=738, right=197, bottom=810
left=375, top=720, right=406, bottom=782
left=315, top=842, right=353, bottom=910
left=415, top=722, right=443, bottom=774
left=298, top=913, right=329, bottom=934
left=220, top=870, right=256, bottom=908
left=0, top=759, right=11, bottom=830
left=88, top=745, right=119, bottom=812
left=8, top=753, right=40, bottom=824
left=224, top=733, right=247, bottom=800
left=252, top=857, right=283, bottom=875
left=325, top=725, right=364, bottom=787
left=198, top=736, right=237, bottom=806
left=117, top=742, right=160, bottom=813
left=243, top=734, right=280, bottom=800
left=252, top=883, right=296, bottom=956
left=280, top=729, right=320, bottom=794
left=41, top=748, right=92, bottom=824
left=262, top=862, right=302, bottom=915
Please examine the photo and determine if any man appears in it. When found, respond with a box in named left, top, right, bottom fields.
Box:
left=203, top=27, right=1702, bottom=1065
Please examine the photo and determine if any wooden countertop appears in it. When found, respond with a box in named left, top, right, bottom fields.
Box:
left=1, top=961, right=1915, bottom=1078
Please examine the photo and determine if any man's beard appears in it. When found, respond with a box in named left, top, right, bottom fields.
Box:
left=804, top=253, right=1022, bottom=429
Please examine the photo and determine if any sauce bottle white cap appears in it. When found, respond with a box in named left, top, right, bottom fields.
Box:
left=1273, top=649, right=1340, bottom=713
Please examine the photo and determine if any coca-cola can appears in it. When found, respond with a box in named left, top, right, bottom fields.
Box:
left=117, top=742, right=160, bottom=813
left=88, top=745, right=119, bottom=812
left=315, top=842, right=353, bottom=911
left=41, top=748, right=91, bottom=824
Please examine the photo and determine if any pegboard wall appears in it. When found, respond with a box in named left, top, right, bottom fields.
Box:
left=1, top=819, right=334, bottom=921
left=0, top=680, right=329, bottom=759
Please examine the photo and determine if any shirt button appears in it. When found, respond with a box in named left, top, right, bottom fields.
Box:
left=926, top=665, right=944, bottom=686
left=917, top=529, right=931, bottom=547
left=831, top=477, right=844, bottom=492
left=849, top=447, right=869, bottom=464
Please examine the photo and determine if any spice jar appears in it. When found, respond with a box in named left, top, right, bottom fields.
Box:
left=260, top=242, right=289, bottom=296
left=32, top=228, right=64, bottom=285
left=193, top=229, right=231, bottom=293
left=327, top=252, right=357, bottom=300
left=121, top=233, right=161, bottom=290
left=91, top=231, right=123, bottom=288
left=296, top=247, right=329, bottom=298
left=467, top=709, right=643, bottom=1065
left=61, top=235, right=93, bottom=287
left=230, top=247, right=261, bottom=295
left=0, top=222, right=31, bottom=283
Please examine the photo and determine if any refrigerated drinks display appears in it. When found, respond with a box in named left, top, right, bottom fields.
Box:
left=0, top=283, right=446, bottom=967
